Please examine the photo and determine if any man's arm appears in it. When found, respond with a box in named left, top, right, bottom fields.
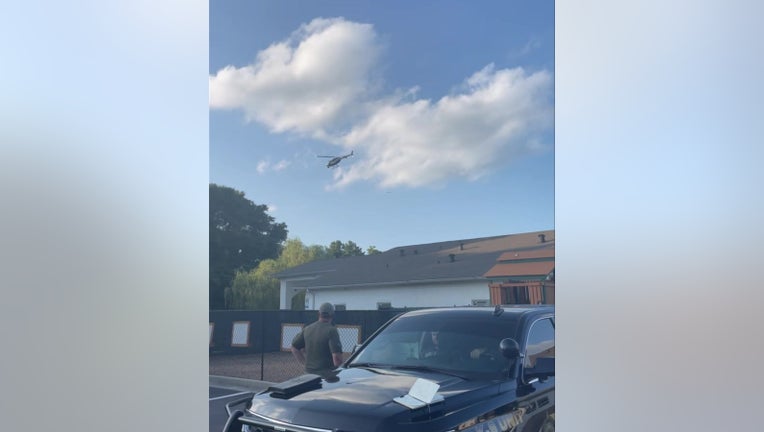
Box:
left=332, top=352, right=343, bottom=367
left=328, top=328, right=344, bottom=367
left=291, top=346, right=306, bottom=365
left=291, top=330, right=306, bottom=365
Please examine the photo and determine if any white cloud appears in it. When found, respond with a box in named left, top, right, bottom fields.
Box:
left=256, top=159, right=291, bottom=174
left=256, top=160, right=269, bottom=174
left=267, top=204, right=278, bottom=213
left=332, top=65, right=553, bottom=188
left=209, top=17, right=383, bottom=136
left=273, top=160, right=290, bottom=171
left=211, top=18, right=553, bottom=189
left=510, top=36, right=543, bottom=58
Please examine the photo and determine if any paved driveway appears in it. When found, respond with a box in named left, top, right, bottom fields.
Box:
left=209, top=377, right=271, bottom=432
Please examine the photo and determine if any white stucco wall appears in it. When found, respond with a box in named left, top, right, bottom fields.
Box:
left=301, top=281, right=490, bottom=310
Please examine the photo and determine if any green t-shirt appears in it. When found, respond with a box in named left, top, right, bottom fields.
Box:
left=292, top=320, right=343, bottom=374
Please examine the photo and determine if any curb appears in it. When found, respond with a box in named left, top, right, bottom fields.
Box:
left=210, top=375, right=274, bottom=392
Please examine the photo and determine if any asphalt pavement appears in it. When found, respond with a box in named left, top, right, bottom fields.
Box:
left=209, top=376, right=272, bottom=432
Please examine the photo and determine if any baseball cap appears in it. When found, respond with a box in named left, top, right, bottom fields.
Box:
left=319, top=302, right=335, bottom=316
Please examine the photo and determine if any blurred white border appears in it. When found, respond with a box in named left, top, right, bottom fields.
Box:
left=1, top=1, right=208, bottom=431
left=557, top=1, right=763, bottom=431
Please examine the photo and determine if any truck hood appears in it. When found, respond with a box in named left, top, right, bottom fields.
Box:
left=247, top=367, right=504, bottom=432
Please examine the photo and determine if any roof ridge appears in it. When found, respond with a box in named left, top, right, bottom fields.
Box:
left=385, top=230, right=553, bottom=252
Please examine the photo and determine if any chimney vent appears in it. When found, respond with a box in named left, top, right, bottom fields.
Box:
left=449, top=253, right=456, bottom=262
left=538, top=234, right=546, bottom=243
left=399, top=249, right=405, bottom=257
left=459, top=242, right=464, bottom=250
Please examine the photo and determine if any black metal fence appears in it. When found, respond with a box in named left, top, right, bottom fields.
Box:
left=209, top=309, right=411, bottom=382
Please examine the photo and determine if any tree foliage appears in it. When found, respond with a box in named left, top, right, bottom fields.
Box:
left=210, top=184, right=287, bottom=309
left=225, top=238, right=327, bottom=309
left=225, top=265, right=280, bottom=310
left=327, top=240, right=367, bottom=258
left=223, top=237, right=385, bottom=310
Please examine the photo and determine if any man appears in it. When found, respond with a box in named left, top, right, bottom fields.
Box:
left=421, top=331, right=439, bottom=358
left=291, top=302, right=344, bottom=376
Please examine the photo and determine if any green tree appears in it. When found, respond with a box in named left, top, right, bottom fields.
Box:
left=327, top=240, right=344, bottom=258
left=327, top=240, right=367, bottom=258
left=366, top=245, right=381, bottom=255
left=210, top=184, right=287, bottom=309
left=224, top=238, right=381, bottom=309
left=225, top=238, right=326, bottom=309
left=225, top=260, right=281, bottom=310
left=280, top=238, right=328, bottom=266
left=343, top=240, right=365, bottom=256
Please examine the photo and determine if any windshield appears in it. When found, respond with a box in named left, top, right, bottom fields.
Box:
left=348, top=313, right=518, bottom=380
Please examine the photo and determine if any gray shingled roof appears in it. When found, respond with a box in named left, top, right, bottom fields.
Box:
left=275, top=230, right=555, bottom=288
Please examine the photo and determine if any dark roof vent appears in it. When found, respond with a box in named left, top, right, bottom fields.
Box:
left=449, top=253, right=456, bottom=262
left=538, top=234, right=546, bottom=243
left=399, top=249, right=405, bottom=257
left=459, top=242, right=464, bottom=250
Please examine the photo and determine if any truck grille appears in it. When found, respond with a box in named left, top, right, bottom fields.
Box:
left=243, top=412, right=333, bottom=432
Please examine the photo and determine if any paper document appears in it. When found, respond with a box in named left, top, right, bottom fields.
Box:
left=393, top=378, right=444, bottom=409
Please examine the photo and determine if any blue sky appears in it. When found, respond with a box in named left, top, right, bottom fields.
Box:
left=210, top=0, right=554, bottom=251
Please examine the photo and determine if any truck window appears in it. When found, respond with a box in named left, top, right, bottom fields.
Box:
left=524, top=317, right=555, bottom=368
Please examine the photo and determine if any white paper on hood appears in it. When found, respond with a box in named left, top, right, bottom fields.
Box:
left=393, top=378, right=444, bottom=409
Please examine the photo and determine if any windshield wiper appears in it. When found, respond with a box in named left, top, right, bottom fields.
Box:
left=389, top=365, right=467, bottom=379
left=346, top=362, right=392, bottom=369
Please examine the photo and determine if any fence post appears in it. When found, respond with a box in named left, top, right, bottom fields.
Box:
left=260, top=311, right=265, bottom=380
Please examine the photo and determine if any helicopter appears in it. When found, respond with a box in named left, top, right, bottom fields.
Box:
left=317, top=150, right=354, bottom=168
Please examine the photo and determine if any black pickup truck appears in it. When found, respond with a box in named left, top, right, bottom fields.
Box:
left=222, top=305, right=555, bottom=432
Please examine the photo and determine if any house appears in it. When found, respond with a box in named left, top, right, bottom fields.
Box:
left=275, top=230, right=555, bottom=310
left=484, top=233, right=555, bottom=305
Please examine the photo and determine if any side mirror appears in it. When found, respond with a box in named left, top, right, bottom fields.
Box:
left=525, top=357, right=555, bottom=381
left=499, top=338, right=521, bottom=360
